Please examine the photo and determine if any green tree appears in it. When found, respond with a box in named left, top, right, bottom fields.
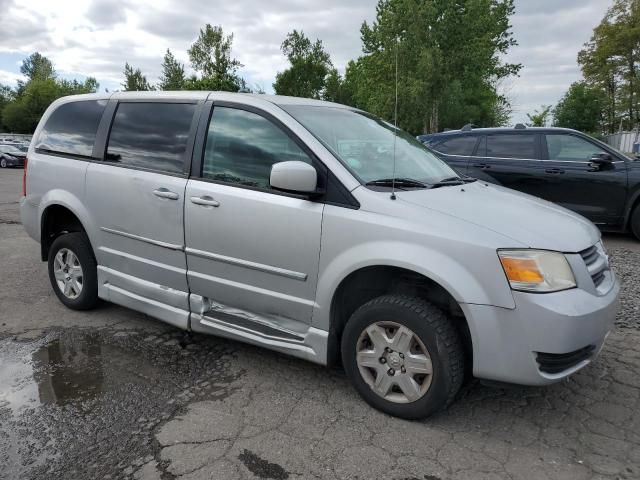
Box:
left=0, top=85, right=16, bottom=131
left=273, top=30, right=333, bottom=99
left=344, top=0, right=521, bottom=134
left=579, top=0, right=640, bottom=132
left=20, top=52, right=55, bottom=81
left=526, top=105, right=552, bottom=127
left=3, top=76, right=98, bottom=133
left=187, top=24, right=242, bottom=91
left=158, top=49, right=186, bottom=90
left=322, top=68, right=353, bottom=104
left=553, top=82, right=604, bottom=133
left=122, top=62, right=152, bottom=91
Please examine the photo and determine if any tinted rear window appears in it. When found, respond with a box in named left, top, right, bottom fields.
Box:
left=486, top=134, right=536, bottom=159
left=35, top=100, right=107, bottom=157
left=105, top=102, right=196, bottom=174
left=432, top=136, right=478, bottom=156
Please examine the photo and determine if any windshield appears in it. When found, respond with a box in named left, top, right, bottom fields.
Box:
left=282, top=106, right=458, bottom=186
left=0, top=145, right=21, bottom=154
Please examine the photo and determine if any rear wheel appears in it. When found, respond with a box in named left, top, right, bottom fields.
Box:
left=0, top=158, right=6, bottom=168
left=631, top=205, right=640, bottom=241
left=48, top=232, right=98, bottom=310
left=341, top=294, right=464, bottom=419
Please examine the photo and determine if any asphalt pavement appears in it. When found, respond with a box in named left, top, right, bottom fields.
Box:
left=1, top=168, right=640, bottom=480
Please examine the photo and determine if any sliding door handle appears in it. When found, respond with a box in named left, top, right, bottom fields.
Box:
left=190, top=196, right=220, bottom=207
left=153, top=188, right=179, bottom=200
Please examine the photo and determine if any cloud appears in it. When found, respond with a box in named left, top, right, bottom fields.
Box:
left=0, top=0, right=612, bottom=124
left=0, top=69, right=26, bottom=85
left=85, top=0, right=129, bottom=28
left=507, top=0, right=610, bottom=122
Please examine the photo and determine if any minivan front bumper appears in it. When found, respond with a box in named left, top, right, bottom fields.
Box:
left=462, top=278, right=620, bottom=386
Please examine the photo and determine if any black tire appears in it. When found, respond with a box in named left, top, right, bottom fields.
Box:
left=0, top=158, right=6, bottom=168
left=341, top=295, right=464, bottom=419
left=631, top=205, right=640, bottom=241
left=48, top=232, right=99, bottom=310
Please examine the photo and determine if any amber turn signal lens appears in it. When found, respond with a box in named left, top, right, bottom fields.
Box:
left=499, top=257, right=544, bottom=284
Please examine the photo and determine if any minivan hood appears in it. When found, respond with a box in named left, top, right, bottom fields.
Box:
left=397, top=181, right=600, bottom=252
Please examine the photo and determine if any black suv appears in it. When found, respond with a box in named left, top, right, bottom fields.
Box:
left=418, top=126, right=640, bottom=239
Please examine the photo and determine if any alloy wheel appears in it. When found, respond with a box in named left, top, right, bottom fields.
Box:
left=53, top=248, right=84, bottom=299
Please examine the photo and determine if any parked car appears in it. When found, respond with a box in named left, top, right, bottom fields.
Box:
left=21, top=92, right=619, bottom=419
left=0, top=143, right=26, bottom=168
left=418, top=125, right=640, bottom=239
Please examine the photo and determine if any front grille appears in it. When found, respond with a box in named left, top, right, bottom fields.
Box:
left=580, top=245, right=599, bottom=266
left=579, top=244, right=608, bottom=288
left=536, top=345, right=596, bottom=374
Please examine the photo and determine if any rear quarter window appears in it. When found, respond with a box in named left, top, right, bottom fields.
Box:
left=35, top=100, right=108, bottom=157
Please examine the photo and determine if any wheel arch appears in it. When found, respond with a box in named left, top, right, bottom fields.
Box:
left=39, top=196, right=96, bottom=261
left=324, top=264, right=473, bottom=370
left=624, top=185, right=640, bottom=232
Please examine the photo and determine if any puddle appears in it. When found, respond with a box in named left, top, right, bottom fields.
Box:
left=0, top=334, right=105, bottom=413
left=0, top=328, right=240, bottom=480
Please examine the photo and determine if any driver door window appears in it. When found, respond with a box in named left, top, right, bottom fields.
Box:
left=546, top=134, right=602, bottom=162
left=203, top=107, right=311, bottom=190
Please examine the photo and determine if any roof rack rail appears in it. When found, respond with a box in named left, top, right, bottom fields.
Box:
left=514, top=123, right=527, bottom=130
left=461, top=123, right=478, bottom=132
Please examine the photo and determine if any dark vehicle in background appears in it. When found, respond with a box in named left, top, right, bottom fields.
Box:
left=0, top=144, right=27, bottom=168
left=418, top=126, right=640, bottom=240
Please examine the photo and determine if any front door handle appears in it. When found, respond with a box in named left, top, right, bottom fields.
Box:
left=153, top=188, right=179, bottom=200
left=545, top=168, right=565, bottom=174
left=473, top=163, right=491, bottom=170
left=190, top=196, right=220, bottom=207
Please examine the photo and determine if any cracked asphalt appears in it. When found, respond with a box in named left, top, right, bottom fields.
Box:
left=2, top=168, right=640, bottom=480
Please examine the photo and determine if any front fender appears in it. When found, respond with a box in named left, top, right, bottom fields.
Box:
left=312, top=240, right=515, bottom=332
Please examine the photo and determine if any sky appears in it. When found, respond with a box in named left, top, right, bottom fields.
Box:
left=0, top=0, right=611, bottom=125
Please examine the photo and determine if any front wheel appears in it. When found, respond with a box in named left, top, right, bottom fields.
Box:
left=48, top=232, right=99, bottom=310
left=341, top=295, right=464, bottom=419
left=0, top=158, right=7, bottom=168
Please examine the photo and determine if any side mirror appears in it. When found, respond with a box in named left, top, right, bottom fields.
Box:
left=270, top=161, right=318, bottom=194
left=590, top=152, right=613, bottom=164
left=589, top=152, right=614, bottom=170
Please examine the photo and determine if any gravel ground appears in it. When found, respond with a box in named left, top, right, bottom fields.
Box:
left=609, top=246, right=640, bottom=329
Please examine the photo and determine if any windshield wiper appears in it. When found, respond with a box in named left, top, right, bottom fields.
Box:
left=365, top=178, right=429, bottom=189
left=429, top=176, right=466, bottom=189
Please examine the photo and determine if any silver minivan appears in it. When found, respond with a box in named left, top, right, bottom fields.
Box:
left=20, top=91, right=620, bottom=419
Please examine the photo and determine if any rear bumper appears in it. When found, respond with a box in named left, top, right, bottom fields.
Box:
left=462, top=278, right=620, bottom=386
left=19, top=196, right=40, bottom=242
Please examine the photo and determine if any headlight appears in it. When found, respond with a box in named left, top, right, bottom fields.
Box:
left=498, top=250, right=576, bottom=293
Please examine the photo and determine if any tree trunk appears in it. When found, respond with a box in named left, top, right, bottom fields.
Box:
left=628, top=55, right=635, bottom=129
left=430, top=103, right=439, bottom=133
left=629, top=55, right=636, bottom=130
left=608, top=75, right=617, bottom=134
